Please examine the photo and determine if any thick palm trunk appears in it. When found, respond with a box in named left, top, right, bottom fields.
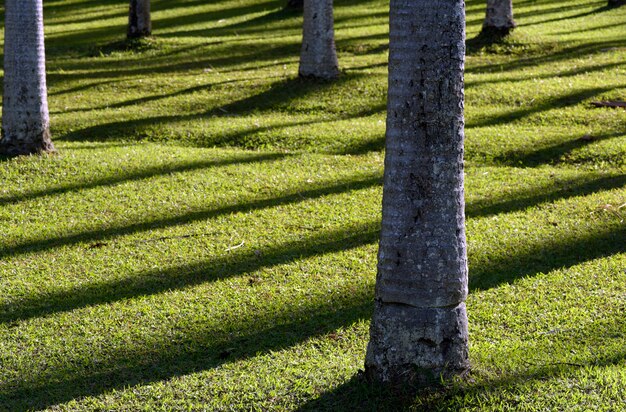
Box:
left=482, top=0, right=516, bottom=36
left=365, top=0, right=469, bottom=384
left=128, top=0, right=151, bottom=38
left=1, top=0, right=54, bottom=156
left=298, top=0, right=339, bottom=79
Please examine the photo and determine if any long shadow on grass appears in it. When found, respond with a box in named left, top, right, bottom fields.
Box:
left=158, top=4, right=301, bottom=38
left=468, top=224, right=626, bottom=291
left=56, top=75, right=368, bottom=144
left=3, top=222, right=626, bottom=410
left=0, top=226, right=377, bottom=411
left=467, top=85, right=618, bottom=129
left=466, top=60, right=626, bottom=89
left=2, top=168, right=624, bottom=275
left=0, top=174, right=382, bottom=266
left=3, top=179, right=626, bottom=325
left=466, top=39, right=626, bottom=75
left=466, top=173, right=626, bottom=218
left=0, top=293, right=374, bottom=410
left=491, top=131, right=625, bottom=167
left=47, top=41, right=301, bottom=81
left=51, top=77, right=250, bottom=114
left=556, top=19, right=626, bottom=36
left=520, top=4, right=613, bottom=28
left=0, top=152, right=286, bottom=207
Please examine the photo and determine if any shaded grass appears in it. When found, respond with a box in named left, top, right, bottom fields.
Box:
left=0, top=0, right=625, bottom=410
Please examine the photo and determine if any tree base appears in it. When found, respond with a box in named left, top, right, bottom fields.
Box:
left=479, top=25, right=515, bottom=40
left=365, top=302, right=470, bottom=386
left=0, top=135, right=55, bottom=157
left=298, top=68, right=340, bottom=81
left=467, top=25, right=515, bottom=53
left=127, top=30, right=152, bottom=39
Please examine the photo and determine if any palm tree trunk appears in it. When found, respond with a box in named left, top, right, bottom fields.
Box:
left=298, top=0, right=339, bottom=79
left=364, top=0, right=469, bottom=385
left=1, top=0, right=54, bottom=156
left=482, top=0, right=516, bottom=36
left=128, top=0, right=151, bottom=38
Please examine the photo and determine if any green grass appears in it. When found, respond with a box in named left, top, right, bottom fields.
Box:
left=0, top=0, right=625, bottom=410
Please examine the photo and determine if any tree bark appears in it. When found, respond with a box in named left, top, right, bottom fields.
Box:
left=128, top=0, right=151, bottom=38
left=298, top=0, right=339, bottom=79
left=482, top=0, right=516, bottom=36
left=364, top=0, right=469, bottom=385
left=1, top=0, right=55, bottom=156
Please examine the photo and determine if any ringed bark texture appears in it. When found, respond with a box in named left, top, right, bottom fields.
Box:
left=1, top=0, right=54, bottom=156
left=482, top=0, right=516, bottom=35
left=298, top=0, right=339, bottom=79
left=128, top=0, right=151, bottom=38
left=364, top=0, right=469, bottom=384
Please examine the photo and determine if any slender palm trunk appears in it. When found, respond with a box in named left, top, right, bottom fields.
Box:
left=365, top=0, right=469, bottom=384
left=1, top=0, right=54, bottom=156
left=299, top=0, right=339, bottom=79
left=482, top=0, right=516, bottom=36
left=128, top=0, right=151, bottom=38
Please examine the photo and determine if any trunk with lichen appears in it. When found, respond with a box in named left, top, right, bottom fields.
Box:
left=128, top=0, right=151, bottom=38
left=299, top=0, right=339, bottom=79
left=482, top=0, right=515, bottom=36
left=1, top=0, right=54, bottom=156
left=364, top=0, right=469, bottom=385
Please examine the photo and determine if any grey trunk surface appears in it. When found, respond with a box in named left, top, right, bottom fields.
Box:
left=1, top=0, right=54, bottom=156
left=365, top=0, right=469, bottom=384
left=483, top=0, right=516, bottom=32
left=298, top=0, right=339, bottom=79
left=128, top=0, right=151, bottom=38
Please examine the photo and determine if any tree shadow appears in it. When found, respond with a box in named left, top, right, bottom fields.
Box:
left=0, top=281, right=375, bottom=411
left=0, top=152, right=287, bottom=207
left=0, top=174, right=382, bottom=273
left=55, top=74, right=366, bottom=145
left=467, top=85, right=617, bottom=129
left=339, top=134, right=385, bottom=155
left=466, top=173, right=626, bottom=219
left=520, top=4, right=614, bottom=28
left=466, top=39, right=626, bottom=75
left=3, top=167, right=625, bottom=323
left=296, top=373, right=425, bottom=411
left=51, top=77, right=249, bottom=114
left=555, top=20, right=626, bottom=35
left=491, top=131, right=625, bottom=167
left=157, top=4, right=300, bottom=39
left=469, top=225, right=626, bottom=291
left=47, top=41, right=301, bottom=82
left=466, top=60, right=626, bottom=89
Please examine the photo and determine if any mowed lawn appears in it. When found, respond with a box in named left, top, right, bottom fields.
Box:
left=0, top=0, right=625, bottom=410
